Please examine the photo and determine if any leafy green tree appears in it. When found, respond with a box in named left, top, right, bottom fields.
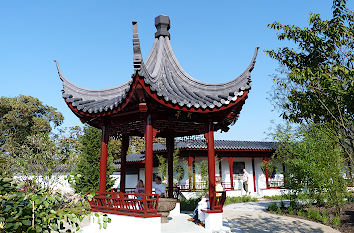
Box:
left=273, top=124, right=347, bottom=214
left=196, top=159, right=209, bottom=193
left=56, top=126, right=83, bottom=166
left=68, top=126, right=116, bottom=195
left=157, top=149, right=187, bottom=183
left=0, top=95, right=64, bottom=177
left=265, top=0, right=353, bottom=168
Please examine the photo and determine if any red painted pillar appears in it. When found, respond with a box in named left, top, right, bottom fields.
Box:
left=145, top=114, right=153, bottom=195
left=166, top=136, right=174, bottom=198
left=188, top=155, right=194, bottom=190
left=264, top=157, right=269, bottom=189
left=218, top=160, right=222, bottom=179
left=99, top=125, right=109, bottom=194
left=228, top=157, right=234, bottom=190
left=206, top=124, right=216, bottom=210
left=120, top=135, right=129, bottom=193
left=252, top=158, right=257, bottom=193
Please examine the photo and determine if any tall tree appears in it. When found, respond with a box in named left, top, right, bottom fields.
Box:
left=69, top=125, right=117, bottom=194
left=265, top=0, right=353, bottom=166
left=0, top=95, right=64, bottom=176
left=273, top=123, right=347, bottom=214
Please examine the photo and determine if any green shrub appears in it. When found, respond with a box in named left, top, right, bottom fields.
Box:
left=268, top=203, right=278, bottom=212
left=0, top=177, right=86, bottom=233
left=321, top=211, right=328, bottom=225
left=288, top=206, right=294, bottom=215
left=307, top=209, right=321, bottom=222
left=280, top=201, right=285, bottom=208
left=289, top=201, right=298, bottom=209
left=345, top=192, right=354, bottom=203
left=297, top=210, right=305, bottom=217
left=331, top=216, right=341, bottom=226
left=273, top=125, right=348, bottom=215
left=276, top=206, right=282, bottom=214
left=180, top=198, right=200, bottom=211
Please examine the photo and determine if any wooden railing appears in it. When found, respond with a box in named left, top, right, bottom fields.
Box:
left=165, top=187, right=181, bottom=200
left=210, top=191, right=226, bottom=211
left=177, top=182, right=240, bottom=191
left=87, top=192, right=160, bottom=217
left=177, top=181, right=208, bottom=191
left=111, top=188, right=136, bottom=193
left=268, top=179, right=284, bottom=188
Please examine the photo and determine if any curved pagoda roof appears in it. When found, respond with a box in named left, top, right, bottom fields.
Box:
left=56, top=15, right=259, bottom=136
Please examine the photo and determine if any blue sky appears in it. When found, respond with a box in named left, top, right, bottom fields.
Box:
left=1, top=1, right=351, bottom=141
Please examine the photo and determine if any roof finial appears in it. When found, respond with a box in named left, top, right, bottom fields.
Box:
left=132, top=21, right=142, bottom=71
left=54, top=60, right=66, bottom=82
left=155, top=15, right=170, bottom=39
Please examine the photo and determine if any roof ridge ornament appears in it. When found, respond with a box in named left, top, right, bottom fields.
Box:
left=155, top=15, right=170, bottom=39
left=132, top=21, right=142, bottom=71
left=54, top=60, right=68, bottom=82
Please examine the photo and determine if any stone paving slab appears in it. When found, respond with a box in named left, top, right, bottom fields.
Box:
left=162, top=213, right=209, bottom=233
left=223, top=201, right=340, bottom=233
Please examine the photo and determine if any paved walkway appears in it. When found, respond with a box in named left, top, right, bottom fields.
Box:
left=222, top=201, right=340, bottom=233
left=162, top=201, right=340, bottom=233
left=162, top=213, right=209, bottom=233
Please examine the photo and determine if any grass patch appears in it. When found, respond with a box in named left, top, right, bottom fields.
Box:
left=331, top=216, right=341, bottom=226
left=263, top=194, right=289, bottom=200
left=180, top=195, right=258, bottom=210
left=224, top=196, right=258, bottom=205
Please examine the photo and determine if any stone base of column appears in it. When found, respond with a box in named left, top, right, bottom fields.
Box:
left=202, top=210, right=223, bottom=232
left=169, top=201, right=180, bottom=216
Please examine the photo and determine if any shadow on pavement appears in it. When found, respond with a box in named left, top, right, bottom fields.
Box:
left=223, top=213, right=326, bottom=233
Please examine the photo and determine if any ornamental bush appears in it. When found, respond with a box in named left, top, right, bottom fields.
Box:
left=0, top=177, right=85, bottom=233
left=180, top=197, right=200, bottom=211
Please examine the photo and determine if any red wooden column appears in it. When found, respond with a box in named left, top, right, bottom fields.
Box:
left=166, top=136, right=174, bottom=198
left=205, top=124, right=216, bottom=209
left=252, top=158, right=257, bottom=193
left=188, top=155, right=194, bottom=190
left=228, top=157, right=234, bottom=190
left=264, top=157, right=269, bottom=189
left=99, top=125, right=109, bottom=194
left=218, top=160, right=222, bottom=179
left=145, top=114, right=154, bottom=195
left=120, top=135, right=129, bottom=193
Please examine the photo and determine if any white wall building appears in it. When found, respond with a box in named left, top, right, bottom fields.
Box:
left=113, top=140, right=286, bottom=197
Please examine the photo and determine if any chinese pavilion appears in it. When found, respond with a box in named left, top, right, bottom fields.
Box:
left=56, top=14, right=258, bottom=227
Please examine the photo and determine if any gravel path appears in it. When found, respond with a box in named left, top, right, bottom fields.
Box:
left=222, top=201, right=340, bottom=233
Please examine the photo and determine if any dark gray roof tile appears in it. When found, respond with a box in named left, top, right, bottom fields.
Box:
left=56, top=15, right=258, bottom=114
left=141, top=139, right=276, bottom=152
